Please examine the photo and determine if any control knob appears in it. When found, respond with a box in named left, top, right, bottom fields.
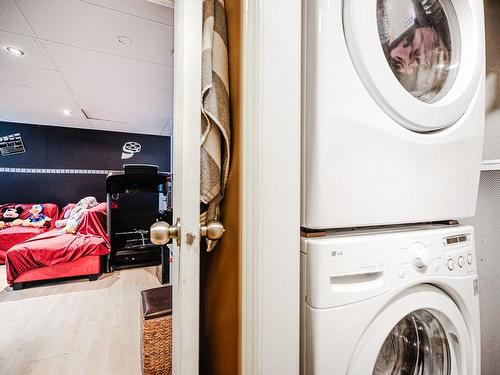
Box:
left=412, top=242, right=431, bottom=269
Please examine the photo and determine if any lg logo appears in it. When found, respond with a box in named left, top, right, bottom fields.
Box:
left=331, top=250, right=344, bottom=257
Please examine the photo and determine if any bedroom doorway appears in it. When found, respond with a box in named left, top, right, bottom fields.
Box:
left=0, top=0, right=206, bottom=373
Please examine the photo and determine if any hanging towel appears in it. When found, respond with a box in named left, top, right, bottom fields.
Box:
left=201, top=0, right=231, bottom=252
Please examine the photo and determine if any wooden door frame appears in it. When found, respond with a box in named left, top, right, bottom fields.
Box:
left=241, top=0, right=302, bottom=374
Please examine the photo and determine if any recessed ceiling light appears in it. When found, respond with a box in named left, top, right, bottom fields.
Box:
left=5, top=46, right=24, bottom=56
left=117, top=36, right=131, bottom=45
left=62, top=109, right=71, bottom=116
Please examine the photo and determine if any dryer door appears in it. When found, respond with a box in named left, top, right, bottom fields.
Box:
left=348, top=285, right=474, bottom=374
left=343, top=0, right=484, bottom=132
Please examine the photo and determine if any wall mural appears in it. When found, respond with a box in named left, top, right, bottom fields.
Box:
left=0, top=133, right=26, bottom=156
left=121, top=141, right=142, bottom=160
left=0, top=122, right=170, bottom=207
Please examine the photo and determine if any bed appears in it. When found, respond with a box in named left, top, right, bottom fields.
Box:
left=5, top=203, right=110, bottom=289
left=0, top=203, right=59, bottom=264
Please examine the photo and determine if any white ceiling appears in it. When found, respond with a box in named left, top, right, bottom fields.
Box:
left=0, top=0, right=174, bottom=136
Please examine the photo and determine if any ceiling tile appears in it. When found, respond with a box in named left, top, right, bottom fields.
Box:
left=81, top=0, right=173, bottom=26
left=1, top=0, right=173, bottom=135
left=86, top=109, right=169, bottom=129
left=0, top=31, right=56, bottom=70
left=160, top=118, right=172, bottom=136
left=0, top=83, right=90, bottom=128
left=85, top=108, right=166, bottom=132
left=0, top=62, right=68, bottom=92
left=42, top=41, right=173, bottom=90
left=16, top=0, right=174, bottom=66
left=63, top=72, right=172, bottom=118
left=0, top=0, right=33, bottom=37
left=89, top=118, right=164, bottom=135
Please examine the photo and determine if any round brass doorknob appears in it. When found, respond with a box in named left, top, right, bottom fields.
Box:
left=150, top=218, right=180, bottom=245
left=200, top=220, right=225, bottom=240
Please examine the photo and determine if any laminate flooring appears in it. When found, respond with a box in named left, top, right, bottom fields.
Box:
left=0, top=266, right=160, bottom=375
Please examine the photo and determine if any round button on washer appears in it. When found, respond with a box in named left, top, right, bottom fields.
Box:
left=398, top=269, right=406, bottom=279
left=447, top=259, right=455, bottom=271
left=458, top=256, right=464, bottom=268
left=467, top=254, right=473, bottom=265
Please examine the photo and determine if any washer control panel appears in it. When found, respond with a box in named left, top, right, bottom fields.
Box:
left=442, top=233, right=474, bottom=274
left=302, top=225, right=477, bottom=309
left=396, top=231, right=475, bottom=280
left=398, top=233, right=475, bottom=279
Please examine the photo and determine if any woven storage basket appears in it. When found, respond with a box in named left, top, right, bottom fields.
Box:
left=141, top=286, right=173, bottom=375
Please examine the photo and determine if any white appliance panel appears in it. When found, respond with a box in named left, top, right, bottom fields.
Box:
left=300, top=225, right=481, bottom=374
left=302, top=0, right=485, bottom=229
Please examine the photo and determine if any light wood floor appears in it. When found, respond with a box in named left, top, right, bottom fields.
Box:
left=0, top=265, right=160, bottom=375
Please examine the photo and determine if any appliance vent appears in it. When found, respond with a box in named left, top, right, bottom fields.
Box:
left=461, top=171, right=500, bottom=374
left=0, top=133, right=26, bottom=156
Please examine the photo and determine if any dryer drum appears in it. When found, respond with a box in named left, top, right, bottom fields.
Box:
left=373, top=309, right=451, bottom=375
left=377, top=0, right=455, bottom=103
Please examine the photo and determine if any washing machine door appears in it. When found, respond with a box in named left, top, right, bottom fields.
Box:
left=343, top=0, right=484, bottom=132
left=348, top=285, right=474, bottom=374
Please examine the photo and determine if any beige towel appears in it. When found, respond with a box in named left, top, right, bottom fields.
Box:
left=201, top=0, right=231, bottom=252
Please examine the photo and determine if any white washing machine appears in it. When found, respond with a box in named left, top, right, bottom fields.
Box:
left=302, top=0, right=485, bottom=229
left=301, top=225, right=480, bottom=374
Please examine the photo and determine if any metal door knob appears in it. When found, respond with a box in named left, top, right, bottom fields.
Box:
left=150, top=218, right=224, bottom=245
left=200, top=221, right=225, bottom=240
left=150, top=218, right=180, bottom=245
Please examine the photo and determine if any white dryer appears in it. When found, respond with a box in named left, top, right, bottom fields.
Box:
left=302, top=0, right=485, bottom=229
left=301, top=225, right=480, bottom=374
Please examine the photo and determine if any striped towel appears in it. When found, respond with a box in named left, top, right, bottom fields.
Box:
left=201, top=0, right=231, bottom=252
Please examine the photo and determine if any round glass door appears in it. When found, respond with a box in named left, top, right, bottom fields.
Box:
left=343, top=0, right=483, bottom=132
left=377, top=0, right=459, bottom=103
left=347, top=285, right=473, bottom=374
left=373, top=309, right=451, bottom=375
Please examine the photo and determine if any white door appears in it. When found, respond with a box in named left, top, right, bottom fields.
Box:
left=172, top=1, right=202, bottom=374
left=150, top=1, right=226, bottom=372
left=343, top=0, right=484, bottom=132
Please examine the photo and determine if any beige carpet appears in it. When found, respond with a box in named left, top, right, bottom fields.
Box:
left=0, top=265, right=161, bottom=374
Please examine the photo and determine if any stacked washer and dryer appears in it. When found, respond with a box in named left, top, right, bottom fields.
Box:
left=301, top=0, right=485, bottom=374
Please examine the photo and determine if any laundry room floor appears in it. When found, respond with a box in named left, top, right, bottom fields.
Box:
left=0, top=266, right=161, bottom=375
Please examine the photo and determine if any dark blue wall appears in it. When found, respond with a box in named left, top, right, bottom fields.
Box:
left=0, top=122, right=171, bottom=207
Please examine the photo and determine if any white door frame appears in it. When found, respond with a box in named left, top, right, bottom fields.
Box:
left=172, top=1, right=202, bottom=374
left=241, top=0, right=302, bottom=374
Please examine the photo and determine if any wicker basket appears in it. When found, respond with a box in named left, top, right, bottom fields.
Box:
left=140, top=286, right=173, bottom=375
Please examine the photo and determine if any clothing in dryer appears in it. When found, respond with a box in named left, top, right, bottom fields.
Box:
left=378, top=0, right=453, bottom=102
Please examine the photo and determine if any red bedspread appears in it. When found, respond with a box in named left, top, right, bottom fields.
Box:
left=0, top=203, right=59, bottom=264
left=5, top=203, right=109, bottom=285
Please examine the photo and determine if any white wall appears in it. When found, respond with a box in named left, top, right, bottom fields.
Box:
left=462, top=171, right=500, bottom=375
left=241, top=0, right=302, bottom=373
